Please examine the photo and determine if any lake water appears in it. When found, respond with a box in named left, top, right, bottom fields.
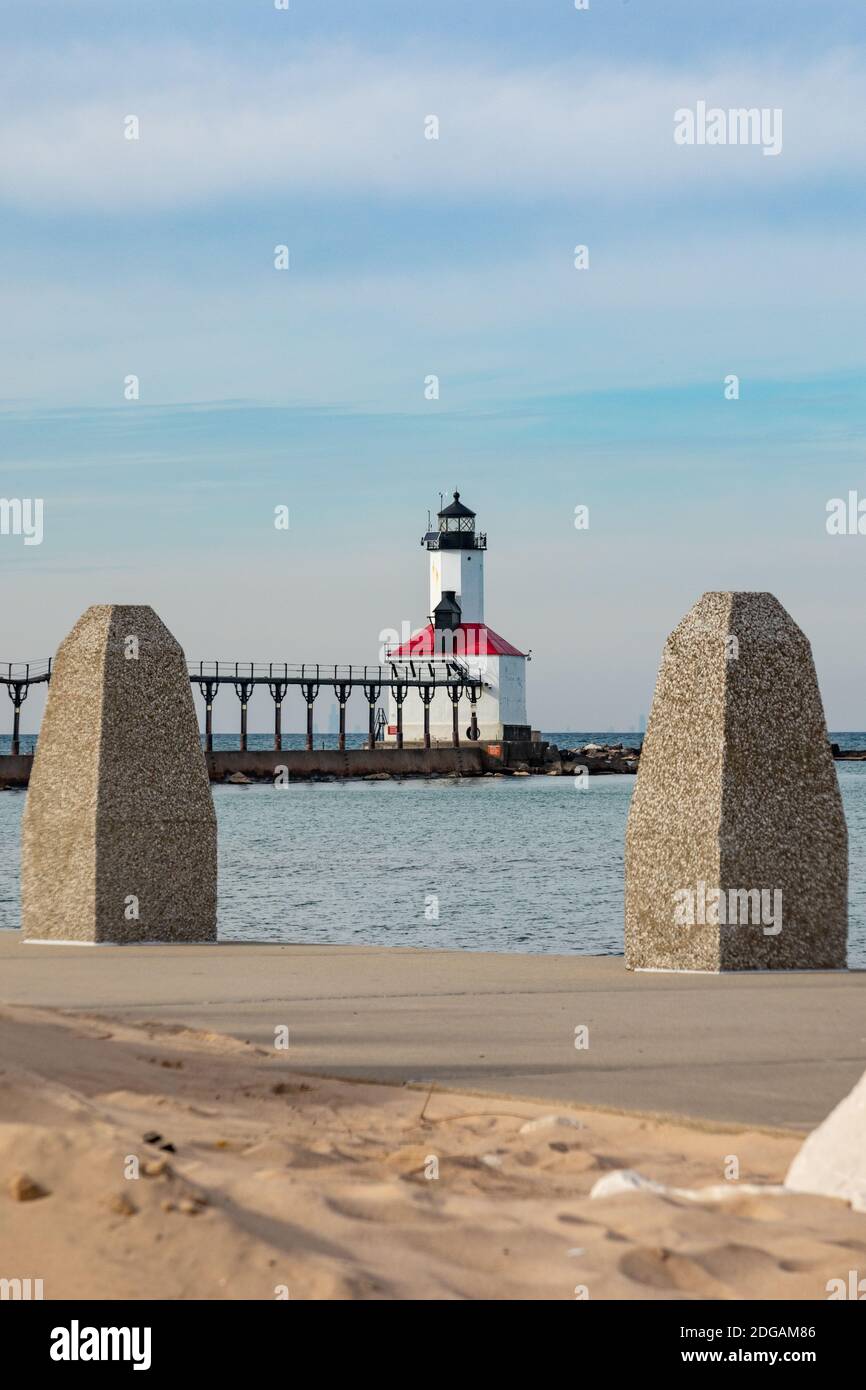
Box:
left=2, top=733, right=865, bottom=965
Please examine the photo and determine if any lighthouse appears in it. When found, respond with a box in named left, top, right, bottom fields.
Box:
left=385, top=493, right=531, bottom=743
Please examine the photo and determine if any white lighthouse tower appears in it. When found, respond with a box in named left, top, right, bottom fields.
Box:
left=385, top=492, right=530, bottom=743
left=427, top=491, right=485, bottom=622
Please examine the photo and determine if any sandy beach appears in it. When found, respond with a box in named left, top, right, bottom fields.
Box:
left=3, top=939, right=866, bottom=1300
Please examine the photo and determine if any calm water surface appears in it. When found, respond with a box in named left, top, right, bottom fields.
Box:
left=2, top=733, right=865, bottom=965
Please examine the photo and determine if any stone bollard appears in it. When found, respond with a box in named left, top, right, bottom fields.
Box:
left=22, top=605, right=217, bottom=944
left=625, top=592, right=847, bottom=972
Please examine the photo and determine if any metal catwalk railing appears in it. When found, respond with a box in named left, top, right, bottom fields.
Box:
left=0, top=657, right=489, bottom=754
left=0, top=660, right=52, bottom=755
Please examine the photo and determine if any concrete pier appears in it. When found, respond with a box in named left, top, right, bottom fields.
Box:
left=0, top=739, right=552, bottom=786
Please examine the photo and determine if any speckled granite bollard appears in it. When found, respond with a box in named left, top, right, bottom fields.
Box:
left=625, top=592, right=847, bottom=972
left=22, top=605, right=216, bottom=943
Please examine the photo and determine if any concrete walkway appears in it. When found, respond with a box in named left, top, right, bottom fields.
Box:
left=1, top=932, right=864, bottom=1130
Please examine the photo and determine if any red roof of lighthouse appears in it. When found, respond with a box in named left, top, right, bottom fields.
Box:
left=389, top=623, right=526, bottom=658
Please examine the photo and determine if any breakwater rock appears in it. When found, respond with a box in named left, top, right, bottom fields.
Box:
left=558, top=744, right=641, bottom=775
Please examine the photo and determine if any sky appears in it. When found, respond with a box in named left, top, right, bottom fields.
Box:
left=1, top=0, right=865, bottom=734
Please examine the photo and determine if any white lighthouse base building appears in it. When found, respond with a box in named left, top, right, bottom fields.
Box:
left=385, top=625, right=529, bottom=744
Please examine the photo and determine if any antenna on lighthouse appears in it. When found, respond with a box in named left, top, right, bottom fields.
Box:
left=438, top=492, right=444, bottom=512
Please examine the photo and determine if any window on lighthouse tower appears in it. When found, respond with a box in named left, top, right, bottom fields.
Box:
left=438, top=490, right=476, bottom=534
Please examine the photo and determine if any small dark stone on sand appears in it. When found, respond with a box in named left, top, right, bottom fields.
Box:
left=9, top=1172, right=50, bottom=1202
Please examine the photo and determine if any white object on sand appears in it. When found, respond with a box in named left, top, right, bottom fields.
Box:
left=590, top=1169, right=785, bottom=1203
left=785, top=1070, right=866, bottom=1211
left=518, top=1114, right=584, bottom=1135
left=590, top=1170, right=667, bottom=1199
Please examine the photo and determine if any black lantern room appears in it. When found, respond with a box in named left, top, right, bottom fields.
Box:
left=422, top=491, right=487, bottom=552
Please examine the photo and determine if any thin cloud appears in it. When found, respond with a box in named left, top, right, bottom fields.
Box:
left=0, top=42, right=864, bottom=210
